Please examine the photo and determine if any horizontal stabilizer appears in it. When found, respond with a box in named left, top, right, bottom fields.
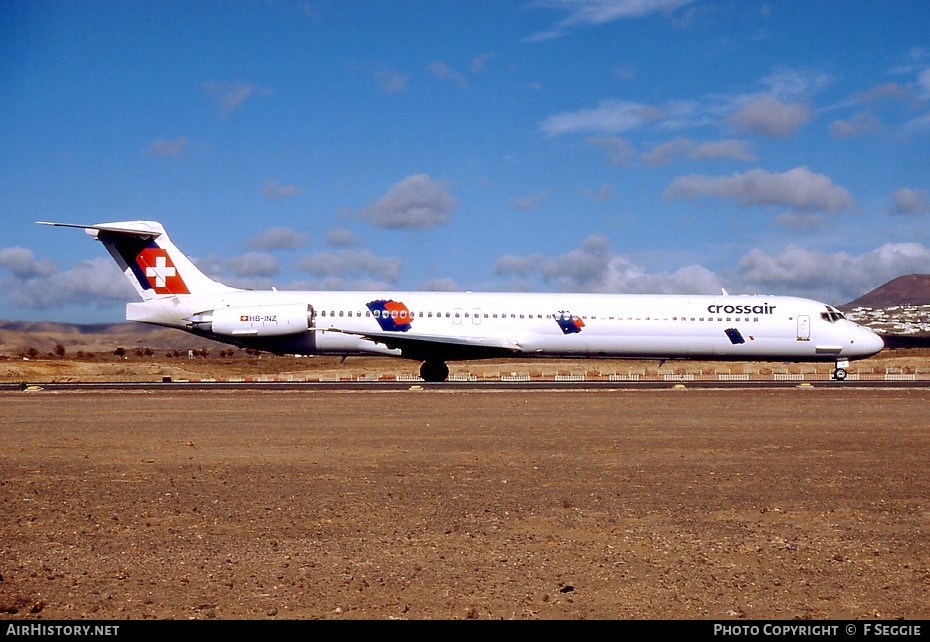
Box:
left=37, top=221, right=164, bottom=239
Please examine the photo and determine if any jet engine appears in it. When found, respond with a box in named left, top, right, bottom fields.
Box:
left=186, top=303, right=312, bottom=337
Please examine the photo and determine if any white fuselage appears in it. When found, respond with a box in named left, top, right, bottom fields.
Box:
left=39, top=219, right=885, bottom=382
left=127, top=289, right=885, bottom=363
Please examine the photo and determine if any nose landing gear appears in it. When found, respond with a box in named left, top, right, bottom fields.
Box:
left=832, top=358, right=850, bottom=381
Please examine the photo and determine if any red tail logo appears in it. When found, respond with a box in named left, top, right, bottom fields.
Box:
left=136, top=247, right=189, bottom=295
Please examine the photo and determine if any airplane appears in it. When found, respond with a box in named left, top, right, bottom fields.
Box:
left=39, top=220, right=885, bottom=382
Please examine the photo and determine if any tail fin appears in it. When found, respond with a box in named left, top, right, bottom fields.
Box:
left=38, top=220, right=236, bottom=300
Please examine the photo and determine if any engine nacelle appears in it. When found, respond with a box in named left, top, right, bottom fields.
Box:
left=186, top=303, right=312, bottom=337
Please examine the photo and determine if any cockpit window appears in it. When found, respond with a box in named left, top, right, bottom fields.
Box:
left=820, top=309, right=845, bottom=323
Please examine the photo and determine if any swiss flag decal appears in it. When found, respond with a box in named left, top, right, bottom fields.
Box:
left=136, top=247, right=190, bottom=295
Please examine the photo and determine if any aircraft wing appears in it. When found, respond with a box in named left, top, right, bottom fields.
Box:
left=323, top=327, right=522, bottom=361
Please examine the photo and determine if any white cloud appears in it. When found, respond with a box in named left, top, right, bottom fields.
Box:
left=201, top=81, right=272, bottom=112
left=494, top=235, right=722, bottom=294
left=917, top=67, right=930, bottom=100
left=905, top=111, right=930, bottom=133
left=664, top=166, right=854, bottom=213
left=540, top=100, right=662, bottom=135
left=494, top=253, right=545, bottom=279
left=0, top=257, right=133, bottom=311
left=541, top=67, right=827, bottom=143
left=539, top=235, right=614, bottom=286
left=829, top=111, right=881, bottom=138
left=758, top=67, right=833, bottom=100
left=294, top=249, right=402, bottom=282
left=375, top=68, right=409, bottom=94
left=357, top=174, right=458, bottom=230
left=738, top=243, right=930, bottom=303
left=146, top=136, right=189, bottom=157
left=428, top=60, right=468, bottom=89
left=582, top=184, right=614, bottom=203
left=470, top=51, right=498, bottom=74
left=642, top=137, right=756, bottom=166
left=261, top=179, right=301, bottom=201
left=508, top=192, right=550, bottom=212
left=227, top=252, right=280, bottom=278
left=729, top=95, right=811, bottom=138
left=586, top=136, right=637, bottom=165
left=888, top=188, right=930, bottom=216
left=0, top=247, right=57, bottom=279
left=525, top=0, right=695, bottom=40
left=248, top=227, right=311, bottom=251
left=420, top=277, right=461, bottom=292
left=493, top=235, right=930, bottom=305
left=856, top=82, right=913, bottom=104
left=554, top=0, right=695, bottom=25
left=325, top=228, right=357, bottom=247
left=772, top=212, right=828, bottom=231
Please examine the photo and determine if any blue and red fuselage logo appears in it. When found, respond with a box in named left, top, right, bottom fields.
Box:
left=555, top=311, right=584, bottom=334
left=367, top=299, right=413, bottom=332
left=127, top=242, right=190, bottom=295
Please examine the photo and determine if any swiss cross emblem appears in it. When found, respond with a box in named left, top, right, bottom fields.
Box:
left=136, top=247, right=190, bottom=294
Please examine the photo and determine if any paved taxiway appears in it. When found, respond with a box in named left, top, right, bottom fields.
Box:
left=3, top=378, right=929, bottom=392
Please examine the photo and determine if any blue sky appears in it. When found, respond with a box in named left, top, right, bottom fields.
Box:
left=3, top=0, right=930, bottom=323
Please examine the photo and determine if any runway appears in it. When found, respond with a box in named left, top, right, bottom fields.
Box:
left=3, top=378, right=929, bottom=392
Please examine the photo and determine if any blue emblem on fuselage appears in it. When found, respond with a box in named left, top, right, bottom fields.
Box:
left=554, top=311, right=584, bottom=335
left=724, top=327, right=745, bottom=345
left=367, top=299, right=413, bottom=332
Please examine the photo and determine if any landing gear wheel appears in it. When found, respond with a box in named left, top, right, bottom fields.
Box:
left=420, top=360, right=449, bottom=383
left=833, top=367, right=847, bottom=381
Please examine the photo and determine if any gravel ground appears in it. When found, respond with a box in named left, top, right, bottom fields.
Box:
left=1, top=388, right=929, bottom=620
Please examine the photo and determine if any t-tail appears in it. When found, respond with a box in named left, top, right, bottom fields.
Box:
left=37, top=220, right=236, bottom=300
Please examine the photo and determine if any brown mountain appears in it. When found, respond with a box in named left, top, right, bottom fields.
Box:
left=843, top=274, right=930, bottom=309
left=0, top=320, right=227, bottom=357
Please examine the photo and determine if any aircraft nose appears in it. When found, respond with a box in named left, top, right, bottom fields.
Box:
left=853, top=327, right=885, bottom=357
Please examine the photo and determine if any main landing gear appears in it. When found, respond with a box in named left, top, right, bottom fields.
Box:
left=420, top=360, right=450, bottom=383
left=832, top=358, right=850, bottom=381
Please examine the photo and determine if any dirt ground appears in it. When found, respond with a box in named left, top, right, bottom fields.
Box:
left=2, top=348, right=929, bottom=384
left=1, top=387, right=928, bottom=620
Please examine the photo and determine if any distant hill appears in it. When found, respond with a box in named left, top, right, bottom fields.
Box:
left=0, top=320, right=227, bottom=357
left=843, top=274, right=930, bottom=309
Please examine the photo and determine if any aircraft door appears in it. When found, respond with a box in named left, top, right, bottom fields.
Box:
left=453, top=307, right=463, bottom=325
left=306, top=304, right=317, bottom=352
left=797, top=314, right=810, bottom=341
left=472, top=308, right=482, bottom=325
